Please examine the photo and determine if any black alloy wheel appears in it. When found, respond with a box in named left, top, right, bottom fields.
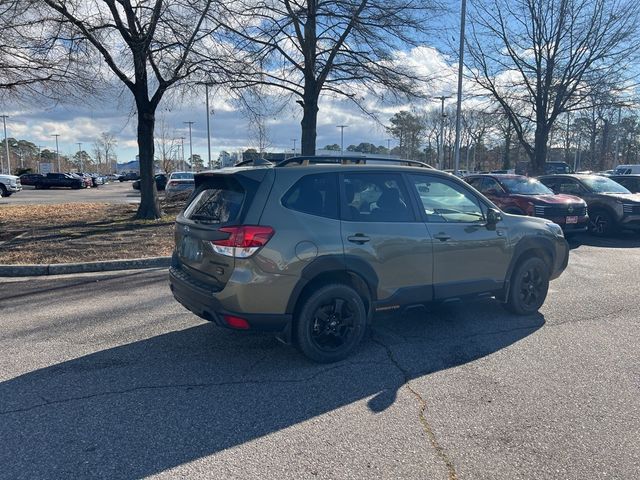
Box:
left=589, top=209, right=615, bottom=236
left=504, top=257, right=549, bottom=315
left=296, top=284, right=367, bottom=363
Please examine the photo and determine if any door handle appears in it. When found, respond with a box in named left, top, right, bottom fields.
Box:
left=347, top=234, right=370, bottom=244
left=433, top=233, right=451, bottom=242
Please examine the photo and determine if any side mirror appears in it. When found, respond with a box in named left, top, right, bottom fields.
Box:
left=486, top=208, right=502, bottom=227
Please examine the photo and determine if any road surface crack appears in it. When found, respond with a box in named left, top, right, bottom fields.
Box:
left=371, top=334, right=458, bottom=480
left=0, top=360, right=389, bottom=416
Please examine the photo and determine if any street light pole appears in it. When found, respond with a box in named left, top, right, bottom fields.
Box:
left=337, top=125, right=348, bottom=153
left=179, top=137, right=185, bottom=171
left=184, top=121, right=194, bottom=171
left=292, top=139, right=297, bottom=155
left=77, top=142, right=83, bottom=172
left=614, top=104, right=623, bottom=165
left=205, top=85, right=212, bottom=169
left=1, top=115, right=9, bottom=174
left=52, top=134, right=60, bottom=172
left=453, top=0, right=467, bottom=175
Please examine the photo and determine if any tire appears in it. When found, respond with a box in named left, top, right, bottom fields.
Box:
left=504, top=257, right=550, bottom=315
left=588, top=208, right=617, bottom=236
left=295, top=284, right=367, bottom=363
left=0, top=184, right=7, bottom=197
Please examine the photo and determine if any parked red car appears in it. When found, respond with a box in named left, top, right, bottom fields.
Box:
left=466, top=174, right=589, bottom=233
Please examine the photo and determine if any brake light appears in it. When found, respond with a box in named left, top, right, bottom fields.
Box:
left=211, top=226, right=274, bottom=258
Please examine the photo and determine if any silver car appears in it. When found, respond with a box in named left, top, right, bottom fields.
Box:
left=165, top=171, right=195, bottom=200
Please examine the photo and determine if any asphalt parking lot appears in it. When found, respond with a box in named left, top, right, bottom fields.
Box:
left=1, top=181, right=143, bottom=205
left=1, top=234, right=639, bottom=479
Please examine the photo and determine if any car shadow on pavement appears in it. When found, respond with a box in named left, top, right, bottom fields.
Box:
left=568, top=231, right=640, bottom=250
left=0, top=301, right=544, bottom=479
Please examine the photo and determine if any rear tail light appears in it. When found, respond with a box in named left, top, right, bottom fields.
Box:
left=210, top=226, right=274, bottom=258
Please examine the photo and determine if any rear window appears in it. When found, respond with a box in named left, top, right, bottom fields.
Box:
left=183, top=177, right=245, bottom=224
left=171, top=172, right=195, bottom=180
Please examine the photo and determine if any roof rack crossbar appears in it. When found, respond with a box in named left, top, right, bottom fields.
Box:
left=276, top=155, right=433, bottom=169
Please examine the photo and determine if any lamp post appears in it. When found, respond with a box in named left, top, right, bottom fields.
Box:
left=453, top=0, right=467, bottom=175
left=77, top=142, right=83, bottom=172
left=52, top=134, right=60, bottom=171
left=1, top=115, right=9, bottom=174
left=292, top=139, right=297, bottom=155
left=337, top=125, right=348, bottom=153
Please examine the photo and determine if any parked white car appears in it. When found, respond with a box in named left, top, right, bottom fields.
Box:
left=0, top=174, right=22, bottom=197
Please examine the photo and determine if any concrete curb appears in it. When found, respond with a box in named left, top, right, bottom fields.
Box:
left=0, top=256, right=171, bottom=277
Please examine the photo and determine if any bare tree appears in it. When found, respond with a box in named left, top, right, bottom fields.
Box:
left=0, top=1, right=92, bottom=97
left=467, top=0, right=640, bottom=174
left=221, top=0, right=442, bottom=155
left=39, top=0, right=226, bottom=218
left=155, top=118, right=178, bottom=174
left=93, top=132, right=118, bottom=174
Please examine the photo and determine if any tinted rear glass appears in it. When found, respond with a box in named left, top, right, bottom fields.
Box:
left=282, top=173, right=339, bottom=219
left=183, top=177, right=245, bottom=224
left=172, top=172, right=195, bottom=180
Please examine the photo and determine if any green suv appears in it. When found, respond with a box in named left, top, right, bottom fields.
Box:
left=169, top=157, right=569, bottom=362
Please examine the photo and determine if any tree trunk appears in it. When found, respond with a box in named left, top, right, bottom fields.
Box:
left=503, top=122, right=512, bottom=170
left=531, top=123, right=549, bottom=175
left=300, top=96, right=318, bottom=156
left=135, top=100, right=161, bottom=219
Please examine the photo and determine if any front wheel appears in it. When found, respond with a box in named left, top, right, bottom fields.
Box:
left=295, top=284, right=367, bottom=363
left=589, top=208, right=617, bottom=236
left=504, top=257, right=550, bottom=315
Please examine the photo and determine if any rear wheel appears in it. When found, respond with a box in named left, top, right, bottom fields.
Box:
left=589, top=208, right=616, bottom=236
left=504, top=257, right=549, bottom=315
left=295, top=284, right=367, bottom=363
left=0, top=184, right=8, bottom=197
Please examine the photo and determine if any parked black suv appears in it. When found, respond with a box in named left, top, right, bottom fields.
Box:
left=170, top=156, right=569, bottom=362
left=538, top=174, right=640, bottom=235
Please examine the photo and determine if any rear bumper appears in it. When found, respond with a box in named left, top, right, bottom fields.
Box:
left=169, top=265, right=291, bottom=333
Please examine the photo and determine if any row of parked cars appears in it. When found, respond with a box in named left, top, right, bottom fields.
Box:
left=464, top=172, right=640, bottom=237
left=19, top=172, right=108, bottom=189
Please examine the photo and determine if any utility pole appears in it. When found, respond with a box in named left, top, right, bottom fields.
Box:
left=292, top=139, right=297, bottom=156
left=453, top=0, right=467, bottom=175
left=435, top=96, right=451, bottom=170
left=337, top=125, right=348, bottom=153
left=1, top=115, right=9, bottom=174
left=386, top=139, right=392, bottom=152
left=179, top=137, right=185, bottom=171
left=205, top=85, right=212, bottom=169
left=77, top=142, right=83, bottom=172
left=52, top=134, right=61, bottom=172
left=184, top=121, right=194, bottom=171
left=38, top=145, right=44, bottom=173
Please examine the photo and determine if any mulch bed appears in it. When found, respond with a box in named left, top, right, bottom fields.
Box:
left=0, top=200, right=184, bottom=264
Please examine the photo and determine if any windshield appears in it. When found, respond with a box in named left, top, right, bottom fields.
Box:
left=500, top=177, right=553, bottom=195
left=581, top=176, right=630, bottom=194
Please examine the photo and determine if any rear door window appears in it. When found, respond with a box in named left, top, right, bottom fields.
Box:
left=282, top=173, right=339, bottom=219
left=341, top=173, right=414, bottom=222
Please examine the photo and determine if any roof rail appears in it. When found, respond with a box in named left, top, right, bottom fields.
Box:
left=276, top=155, right=434, bottom=169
